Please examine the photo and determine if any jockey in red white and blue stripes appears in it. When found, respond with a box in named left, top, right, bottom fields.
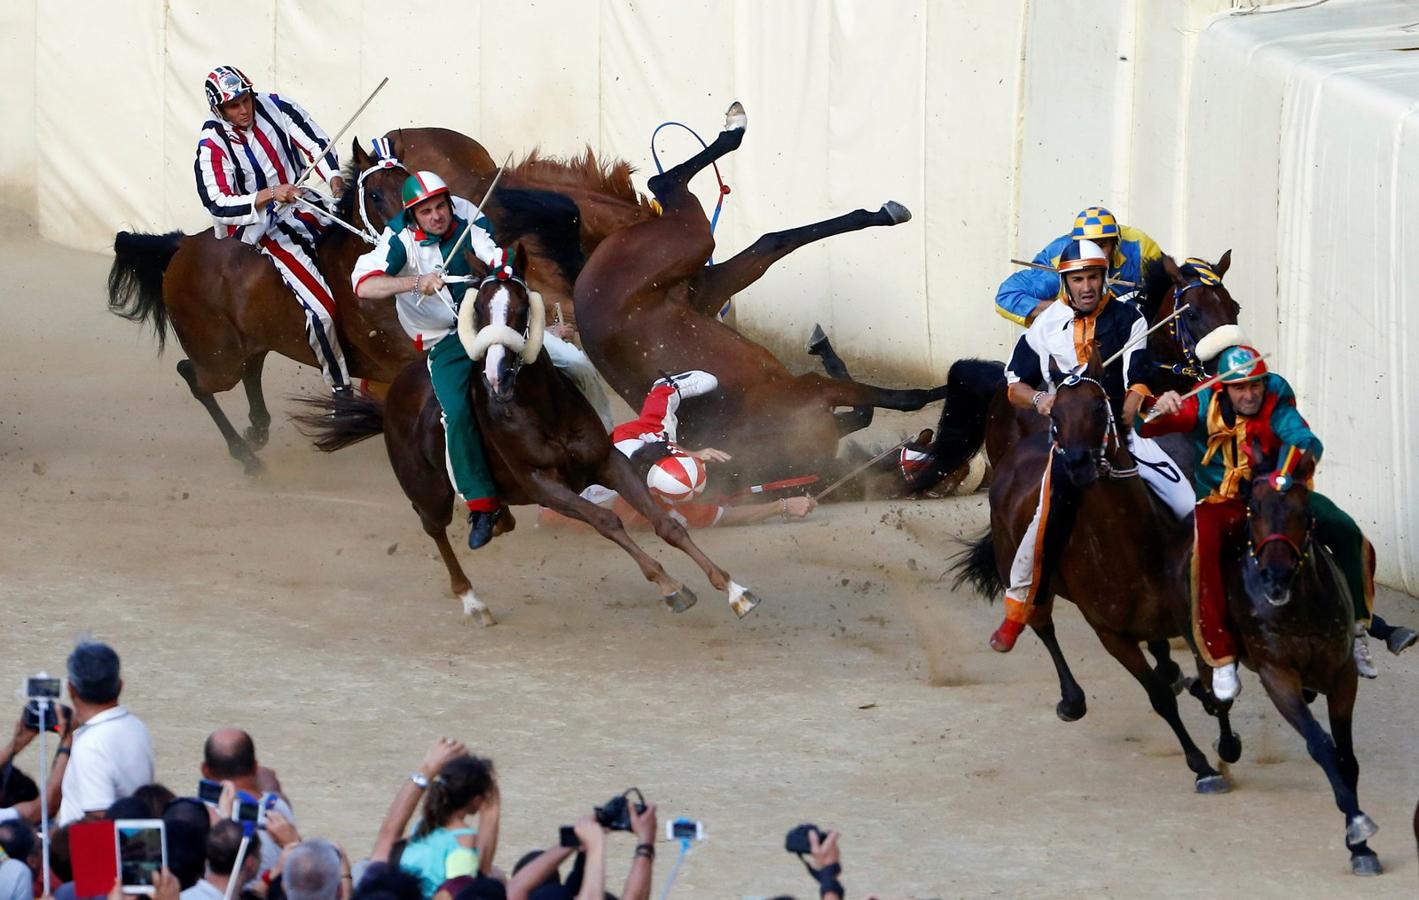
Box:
left=194, top=65, right=351, bottom=394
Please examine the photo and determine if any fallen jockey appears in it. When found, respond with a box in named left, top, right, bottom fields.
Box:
left=1141, top=344, right=1400, bottom=698
left=991, top=238, right=1193, bottom=653
left=996, top=206, right=1164, bottom=326
left=543, top=371, right=817, bottom=529
left=195, top=65, right=352, bottom=397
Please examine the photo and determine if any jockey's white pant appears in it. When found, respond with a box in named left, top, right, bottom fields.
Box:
left=256, top=215, right=350, bottom=391
left=544, top=332, right=614, bottom=431
left=1005, top=431, right=1193, bottom=606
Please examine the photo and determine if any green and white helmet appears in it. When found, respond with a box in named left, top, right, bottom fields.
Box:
left=401, top=171, right=450, bottom=210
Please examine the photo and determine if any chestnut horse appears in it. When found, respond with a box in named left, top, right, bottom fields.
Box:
left=297, top=251, right=760, bottom=624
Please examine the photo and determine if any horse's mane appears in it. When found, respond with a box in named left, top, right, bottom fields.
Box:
left=314, top=159, right=362, bottom=251
left=511, top=147, right=651, bottom=211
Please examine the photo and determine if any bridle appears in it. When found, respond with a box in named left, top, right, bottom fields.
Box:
left=353, top=157, right=408, bottom=244
left=1049, top=375, right=1138, bottom=480
left=1246, top=499, right=1314, bottom=568
left=1157, top=278, right=1208, bottom=381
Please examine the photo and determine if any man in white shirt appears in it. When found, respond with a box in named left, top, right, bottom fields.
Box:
left=57, top=642, right=155, bottom=825
left=180, top=821, right=261, bottom=900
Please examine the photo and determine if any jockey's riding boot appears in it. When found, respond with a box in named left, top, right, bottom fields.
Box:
left=1353, top=624, right=1378, bottom=679
left=1211, top=662, right=1241, bottom=702
left=656, top=370, right=719, bottom=400
left=468, top=507, right=503, bottom=550
left=1386, top=624, right=1417, bottom=656
left=989, top=618, right=1025, bottom=653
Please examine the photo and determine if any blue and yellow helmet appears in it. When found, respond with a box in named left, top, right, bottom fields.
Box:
left=1071, top=206, right=1120, bottom=242
left=1216, top=345, right=1268, bottom=384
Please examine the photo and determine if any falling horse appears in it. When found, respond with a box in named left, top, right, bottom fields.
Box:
left=1224, top=458, right=1381, bottom=875
left=952, top=352, right=1235, bottom=791
left=297, top=248, right=761, bottom=625
left=569, top=102, right=946, bottom=490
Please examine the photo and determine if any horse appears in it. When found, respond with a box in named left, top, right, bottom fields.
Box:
left=563, top=101, right=947, bottom=490
left=296, top=246, right=761, bottom=625
left=952, top=351, right=1234, bottom=791
left=1225, top=457, right=1381, bottom=875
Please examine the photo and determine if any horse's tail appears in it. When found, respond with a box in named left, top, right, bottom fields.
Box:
left=291, top=393, right=387, bottom=452
left=107, top=230, right=184, bottom=352
left=909, top=358, right=1006, bottom=492
left=950, top=529, right=1003, bottom=600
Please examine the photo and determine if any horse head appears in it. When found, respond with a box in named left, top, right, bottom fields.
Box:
left=1152, top=251, right=1241, bottom=382
left=347, top=137, right=410, bottom=237
left=1047, top=351, right=1119, bottom=489
left=1240, top=448, right=1317, bottom=608
left=457, top=241, right=545, bottom=403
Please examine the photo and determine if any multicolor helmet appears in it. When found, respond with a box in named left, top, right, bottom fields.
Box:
left=1215, top=344, right=1269, bottom=383
left=1056, top=239, right=1109, bottom=274
left=647, top=452, right=707, bottom=504
left=1071, top=206, right=1120, bottom=242
left=204, top=65, right=253, bottom=109
left=401, top=171, right=450, bottom=210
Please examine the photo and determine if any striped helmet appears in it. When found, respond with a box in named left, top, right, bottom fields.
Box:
left=1056, top=239, right=1109, bottom=274
left=1071, top=206, right=1120, bottom=242
left=647, top=452, right=707, bottom=505
left=204, top=66, right=253, bottom=109
left=402, top=171, right=450, bottom=210
left=1216, top=345, right=1269, bottom=384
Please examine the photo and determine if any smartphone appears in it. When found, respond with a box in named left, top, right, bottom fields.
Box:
left=234, top=795, right=262, bottom=825
left=114, top=819, right=166, bottom=895
left=558, top=826, right=579, bottom=849
left=26, top=676, right=61, bottom=700
left=197, top=779, right=223, bottom=806
left=666, top=819, right=704, bottom=841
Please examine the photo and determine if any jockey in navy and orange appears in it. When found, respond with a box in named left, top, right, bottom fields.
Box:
left=996, top=206, right=1164, bottom=326
left=991, top=239, right=1193, bottom=653
left=1141, top=344, right=1383, bottom=699
left=195, top=65, right=352, bottom=396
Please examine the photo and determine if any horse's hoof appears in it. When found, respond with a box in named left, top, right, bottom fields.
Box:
left=1167, top=670, right=1186, bottom=696
left=1350, top=852, right=1383, bottom=876
left=459, top=591, right=496, bottom=627
left=244, top=425, right=270, bottom=450
left=724, top=101, right=747, bottom=132
left=881, top=200, right=911, bottom=225
left=1194, top=774, right=1230, bottom=794
left=727, top=580, right=760, bottom=619
left=1386, top=625, right=1417, bottom=655
left=1214, top=734, right=1243, bottom=764
left=806, top=323, right=828, bottom=355
left=1055, top=698, right=1087, bottom=722
left=1345, top=813, right=1378, bottom=844
left=238, top=453, right=264, bottom=476
left=662, top=587, right=698, bottom=613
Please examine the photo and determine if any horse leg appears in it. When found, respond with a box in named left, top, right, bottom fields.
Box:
left=176, top=359, right=262, bottom=475
left=1032, top=604, right=1088, bottom=722
left=800, top=372, right=947, bottom=412
left=1093, top=630, right=1227, bottom=792
left=805, top=326, right=874, bottom=436
left=646, top=102, right=747, bottom=208
left=1327, top=665, right=1382, bottom=874
left=1256, top=664, right=1377, bottom=859
left=687, top=203, right=912, bottom=316
left=241, top=352, right=273, bottom=450
left=1147, top=639, right=1185, bottom=695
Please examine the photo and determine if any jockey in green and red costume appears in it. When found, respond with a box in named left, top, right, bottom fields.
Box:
left=1140, top=345, right=1380, bottom=700
left=995, top=206, right=1164, bottom=325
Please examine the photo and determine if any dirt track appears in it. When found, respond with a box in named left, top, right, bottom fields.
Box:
left=2, top=213, right=1416, bottom=897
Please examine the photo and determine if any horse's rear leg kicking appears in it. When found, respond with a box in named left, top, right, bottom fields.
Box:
left=806, top=326, right=873, bottom=436
left=800, top=372, right=947, bottom=412
left=646, top=102, right=746, bottom=213
left=688, top=203, right=911, bottom=317
left=176, top=358, right=262, bottom=475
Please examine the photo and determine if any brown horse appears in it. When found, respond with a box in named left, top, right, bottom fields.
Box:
left=1226, top=458, right=1381, bottom=875
left=567, top=102, right=946, bottom=490
left=297, top=249, right=760, bottom=625
left=952, top=353, right=1233, bottom=791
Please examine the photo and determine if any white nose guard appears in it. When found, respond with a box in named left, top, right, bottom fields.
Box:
left=457, top=284, right=545, bottom=365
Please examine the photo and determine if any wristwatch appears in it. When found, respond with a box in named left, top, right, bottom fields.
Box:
left=408, top=771, right=430, bottom=789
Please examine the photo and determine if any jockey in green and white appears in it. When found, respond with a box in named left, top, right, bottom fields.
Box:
left=996, top=206, right=1165, bottom=326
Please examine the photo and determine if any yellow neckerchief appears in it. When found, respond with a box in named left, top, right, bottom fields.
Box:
left=1067, top=292, right=1112, bottom=364
left=1202, top=392, right=1248, bottom=500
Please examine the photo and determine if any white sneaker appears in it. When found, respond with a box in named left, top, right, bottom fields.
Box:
left=1212, top=663, right=1241, bottom=701
left=657, top=370, right=719, bottom=399
left=1353, top=628, right=1378, bottom=679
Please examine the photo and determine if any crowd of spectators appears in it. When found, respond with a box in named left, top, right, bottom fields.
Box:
left=0, top=642, right=852, bottom=900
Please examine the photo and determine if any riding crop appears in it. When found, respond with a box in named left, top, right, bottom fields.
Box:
left=290, top=76, right=389, bottom=188
left=437, top=152, right=513, bottom=270
left=813, top=438, right=911, bottom=502
left=1142, top=353, right=1271, bottom=423
left=1009, top=257, right=1137, bottom=289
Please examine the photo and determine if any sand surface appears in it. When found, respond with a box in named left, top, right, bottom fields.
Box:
left=2, top=214, right=1416, bottom=897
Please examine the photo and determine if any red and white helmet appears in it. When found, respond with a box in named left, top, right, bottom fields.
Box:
left=647, top=452, right=707, bottom=504
left=204, top=65, right=253, bottom=109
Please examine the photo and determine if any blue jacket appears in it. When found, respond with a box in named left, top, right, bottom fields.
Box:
left=995, top=224, right=1164, bottom=325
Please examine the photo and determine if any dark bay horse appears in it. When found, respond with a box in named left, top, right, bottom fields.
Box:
left=1226, top=458, right=1381, bottom=875
left=952, top=354, right=1234, bottom=791
left=567, top=102, right=946, bottom=489
left=298, top=250, right=760, bottom=625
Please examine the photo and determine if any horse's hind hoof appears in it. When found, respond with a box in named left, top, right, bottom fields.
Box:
left=727, top=580, right=760, bottom=619
left=724, top=101, right=747, bottom=132
left=459, top=591, right=497, bottom=627
left=662, top=587, right=698, bottom=613
left=237, top=452, right=264, bottom=476
left=1194, top=774, right=1230, bottom=794
left=244, top=425, right=270, bottom=450
left=1350, top=852, right=1383, bottom=876
left=1214, top=734, right=1243, bottom=764
left=881, top=200, right=912, bottom=225
left=1386, top=625, right=1417, bottom=655
left=1345, top=813, right=1378, bottom=844
left=806, top=323, right=828, bottom=355
left=1055, top=698, right=1087, bottom=722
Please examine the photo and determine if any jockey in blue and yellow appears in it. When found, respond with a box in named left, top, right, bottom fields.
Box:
left=996, top=206, right=1164, bottom=326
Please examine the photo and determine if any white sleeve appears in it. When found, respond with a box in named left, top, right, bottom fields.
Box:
left=451, top=197, right=501, bottom=266
left=67, top=738, right=120, bottom=816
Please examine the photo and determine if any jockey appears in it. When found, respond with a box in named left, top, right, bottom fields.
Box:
left=351, top=171, right=512, bottom=549
left=194, top=65, right=352, bottom=396
left=990, top=238, right=1194, bottom=653
left=995, top=206, right=1164, bottom=326
left=1141, top=345, right=1380, bottom=698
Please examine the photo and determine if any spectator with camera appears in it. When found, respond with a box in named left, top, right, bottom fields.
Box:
left=394, top=749, right=500, bottom=899
left=780, top=825, right=844, bottom=900
left=201, top=729, right=297, bottom=877
left=58, top=642, right=155, bottom=825
left=181, top=820, right=262, bottom=900
left=505, top=793, right=658, bottom=900
left=1, top=706, right=72, bottom=826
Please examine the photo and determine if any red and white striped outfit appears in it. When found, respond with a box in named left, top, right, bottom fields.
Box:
left=194, top=92, right=349, bottom=390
